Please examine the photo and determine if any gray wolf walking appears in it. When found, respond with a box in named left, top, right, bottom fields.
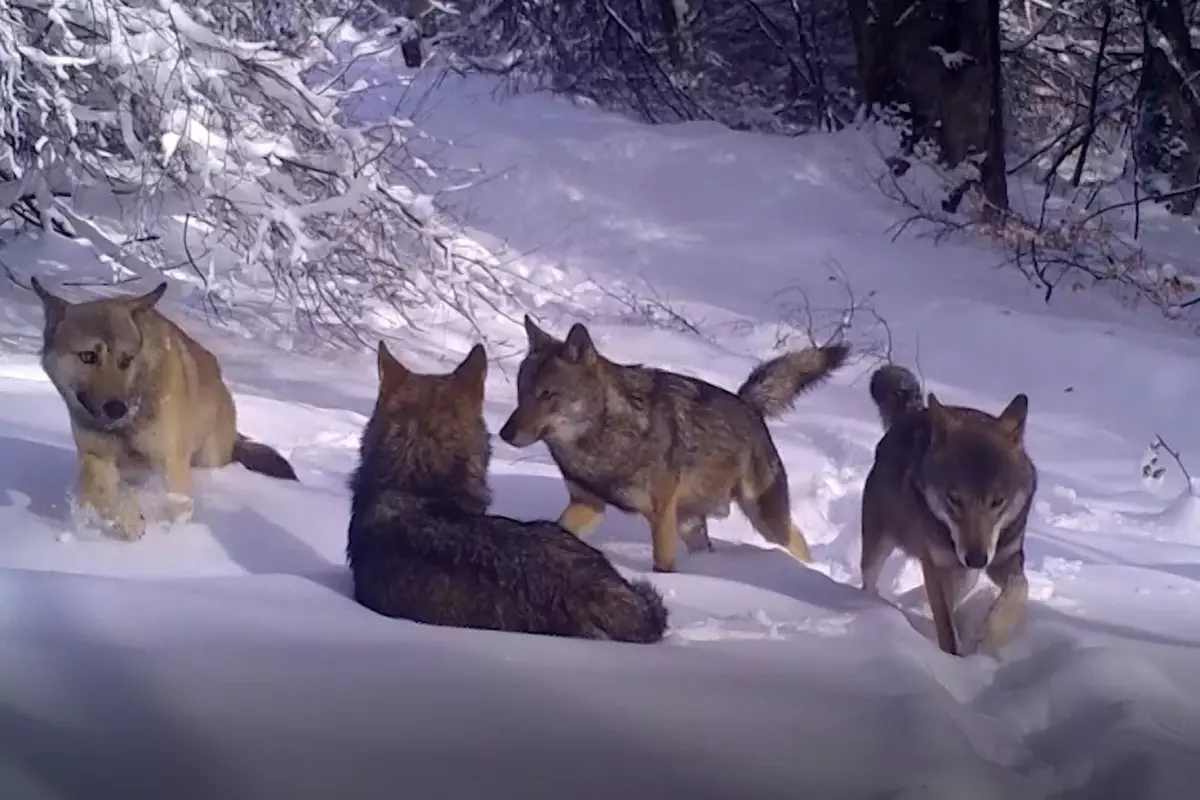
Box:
left=860, top=364, right=1037, bottom=656
left=498, top=315, right=850, bottom=573
left=346, top=341, right=669, bottom=643
left=32, top=277, right=297, bottom=541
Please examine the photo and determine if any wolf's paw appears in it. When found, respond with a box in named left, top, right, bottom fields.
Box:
left=68, top=493, right=143, bottom=542
left=163, top=492, right=195, bottom=526
left=963, top=625, right=1005, bottom=660
left=785, top=537, right=812, bottom=564
left=964, top=638, right=997, bottom=660
left=112, top=501, right=146, bottom=542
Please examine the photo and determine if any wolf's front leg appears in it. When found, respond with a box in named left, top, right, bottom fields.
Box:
left=557, top=480, right=606, bottom=537
left=920, top=555, right=960, bottom=655
left=973, top=558, right=1030, bottom=656
left=77, top=451, right=143, bottom=540
left=157, top=439, right=196, bottom=526
left=647, top=475, right=681, bottom=573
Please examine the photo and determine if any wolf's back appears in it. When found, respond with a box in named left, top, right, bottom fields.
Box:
left=869, top=365, right=924, bottom=430
left=347, top=497, right=669, bottom=643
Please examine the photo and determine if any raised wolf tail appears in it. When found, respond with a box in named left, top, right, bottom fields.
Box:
left=869, top=365, right=924, bottom=431
left=737, top=342, right=851, bottom=420
left=596, top=578, right=670, bottom=644
left=233, top=434, right=299, bottom=481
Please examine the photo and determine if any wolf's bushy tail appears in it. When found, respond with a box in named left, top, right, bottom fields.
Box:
left=596, top=578, right=670, bottom=644
left=737, top=343, right=851, bottom=420
left=869, top=365, right=924, bottom=431
left=233, top=434, right=299, bottom=481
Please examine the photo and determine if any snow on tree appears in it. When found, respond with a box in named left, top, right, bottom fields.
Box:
left=0, top=0, right=504, bottom=345
left=848, top=0, right=1009, bottom=216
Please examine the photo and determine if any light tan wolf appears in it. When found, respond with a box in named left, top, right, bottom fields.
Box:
left=31, top=277, right=298, bottom=541
left=860, top=364, right=1038, bottom=656
left=498, top=316, right=850, bottom=573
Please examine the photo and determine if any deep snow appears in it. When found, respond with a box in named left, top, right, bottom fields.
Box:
left=1, top=38, right=1200, bottom=799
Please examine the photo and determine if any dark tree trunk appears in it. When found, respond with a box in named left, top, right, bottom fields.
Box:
left=847, top=0, right=1008, bottom=215
left=400, top=0, right=434, bottom=69
left=401, top=37, right=424, bottom=69
left=655, top=0, right=683, bottom=66
left=1134, top=0, right=1200, bottom=216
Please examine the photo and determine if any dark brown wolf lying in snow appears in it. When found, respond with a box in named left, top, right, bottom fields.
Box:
left=346, top=341, right=669, bottom=643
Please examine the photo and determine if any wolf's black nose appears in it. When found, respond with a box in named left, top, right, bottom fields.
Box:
left=103, top=399, right=128, bottom=420
left=963, top=550, right=988, bottom=569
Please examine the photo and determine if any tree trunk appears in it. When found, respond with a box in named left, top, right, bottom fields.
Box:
left=401, top=0, right=435, bottom=69
left=1134, top=0, right=1200, bottom=216
left=847, top=0, right=1009, bottom=215
left=655, top=0, right=683, bottom=66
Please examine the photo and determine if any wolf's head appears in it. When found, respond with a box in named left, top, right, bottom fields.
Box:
left=919, top=392, right=1032, bottom=570
left=32, top=278, right=168, bottom=432
left=356, top=340, right=492, bottom=512
left=498, top=315, right=607, bottom=449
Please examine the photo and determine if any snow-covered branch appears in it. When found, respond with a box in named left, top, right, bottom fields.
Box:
left=0, top=0, right=511, bottom=345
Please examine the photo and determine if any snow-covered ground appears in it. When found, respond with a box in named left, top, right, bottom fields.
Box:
left=2, top=42, right=1200, bottom=798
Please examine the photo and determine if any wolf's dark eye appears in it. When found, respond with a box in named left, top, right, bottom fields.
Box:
left=78, top=351, right=97, bottom=365
left=989, top=496, right=1005, bottom=510
left=117, top=354, right=133, bottom=371
left=536, top=387, right=558, bottom=401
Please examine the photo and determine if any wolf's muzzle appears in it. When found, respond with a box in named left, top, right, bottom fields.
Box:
left=498, top=414, right=537, bottom=447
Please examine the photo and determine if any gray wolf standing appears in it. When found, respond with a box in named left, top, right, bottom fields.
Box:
left=346, top=341, right=669, bottom=643
left=32, top=277, right=297, bottom=540
left=860, top=364, right=1037, bottom=656
left=498, top=315, right=850, bottom=573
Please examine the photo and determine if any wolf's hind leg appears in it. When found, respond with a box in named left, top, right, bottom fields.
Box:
left=677, top=515, right=714, bottom=554
left=739, top=477, right=812, bottom=563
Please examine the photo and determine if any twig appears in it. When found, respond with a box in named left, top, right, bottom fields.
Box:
left=1152, top=434, right=1194, bottom=491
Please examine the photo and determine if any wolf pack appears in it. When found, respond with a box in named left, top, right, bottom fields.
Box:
left=27, top=277, right=1038, bottom=658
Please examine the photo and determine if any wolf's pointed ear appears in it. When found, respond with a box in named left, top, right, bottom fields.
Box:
left=927, top=392, right=952, bottom=441
left=996, top=393, right=1029, bottom=443
left=523, top=314, right=555, bottom=351
left=128, top=282, right=168, bottom=316
left=563, top=323, right=597, bottom=365
left=377, top=340, right=409, bottom=385
left=454, top=344, right=488, bottom=399
left=29, top=276, right=68, bottom=325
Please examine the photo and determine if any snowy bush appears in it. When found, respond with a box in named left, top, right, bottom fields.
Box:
left=0, top=0, right=504, bottom=345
